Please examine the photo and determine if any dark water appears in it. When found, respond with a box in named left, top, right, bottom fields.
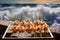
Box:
left=0, top=4, right=60, bottom=7
left=0, top=4, right=37, bottom=7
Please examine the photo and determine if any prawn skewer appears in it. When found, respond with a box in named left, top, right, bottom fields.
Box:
left=11, top=20, right=48, bottom=33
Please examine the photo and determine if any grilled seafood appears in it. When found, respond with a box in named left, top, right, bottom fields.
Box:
left=10, top=20, right=48, bottom=33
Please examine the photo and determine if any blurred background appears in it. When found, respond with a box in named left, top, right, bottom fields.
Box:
left=0, top=4, right=60, bottom=40
left=0, top=4, right=60, bottom=25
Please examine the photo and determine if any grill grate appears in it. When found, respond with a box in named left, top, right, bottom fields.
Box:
left=2, top=22, right=54, bottom=39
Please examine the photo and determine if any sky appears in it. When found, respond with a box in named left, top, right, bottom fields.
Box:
left=0, top=0, right=35, bottom=3
left=0, top=0, right=60, bottom=4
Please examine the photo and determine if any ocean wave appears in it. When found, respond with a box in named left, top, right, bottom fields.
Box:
left=0, top=4, right=60, bottom=24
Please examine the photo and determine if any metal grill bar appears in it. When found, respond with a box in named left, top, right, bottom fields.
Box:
left=2, top=22, right=54, bottom=39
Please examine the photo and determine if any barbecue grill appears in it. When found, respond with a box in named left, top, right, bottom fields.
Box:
left=2, top=21, right=54, bottom=40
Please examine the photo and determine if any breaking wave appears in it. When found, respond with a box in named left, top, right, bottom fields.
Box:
left=0, top=4, right=60, bottom=23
